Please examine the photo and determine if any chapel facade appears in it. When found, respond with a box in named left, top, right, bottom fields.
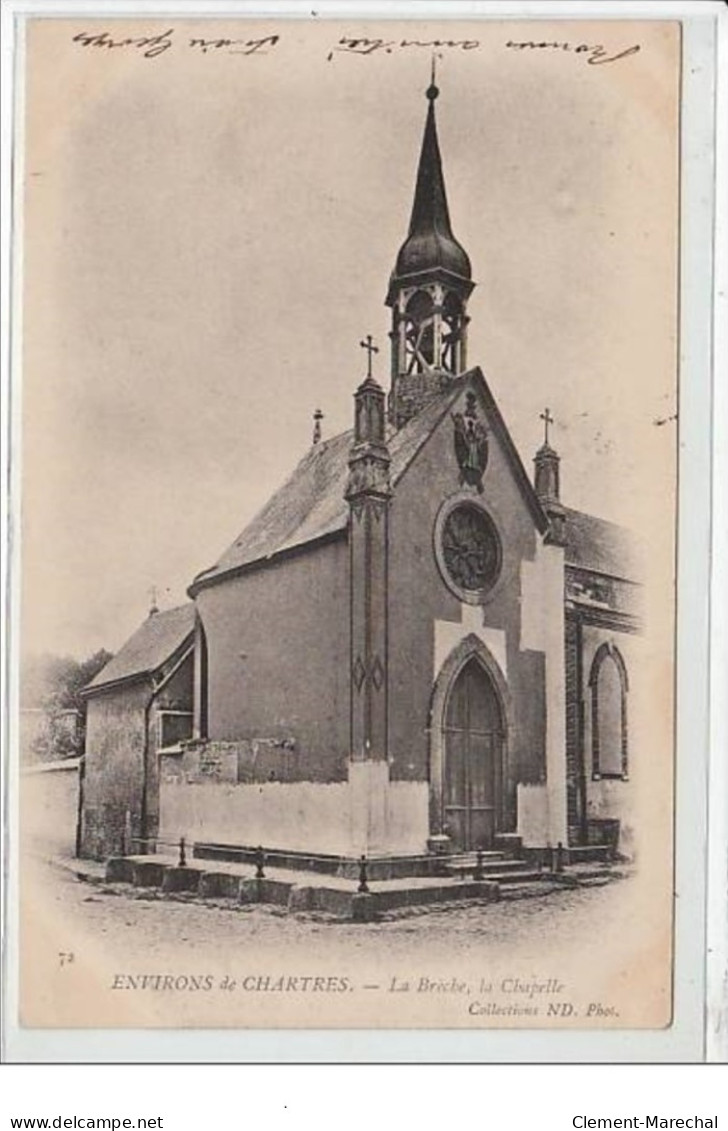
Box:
left=80, top=81, right=642, bottom=864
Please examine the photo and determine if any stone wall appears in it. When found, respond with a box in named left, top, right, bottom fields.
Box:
left=21, top=758, right=80, bottom=858
left=81, top=681, right=150, bottom=859
left=565, top=615, right=581, bottom=831
left=159, top=744, right=429, bottom=856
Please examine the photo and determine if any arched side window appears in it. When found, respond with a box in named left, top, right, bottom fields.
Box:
left=588, top=642, right=629, bottom=780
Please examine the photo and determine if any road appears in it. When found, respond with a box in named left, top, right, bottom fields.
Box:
left=17, top=855, right=671, bottom=1030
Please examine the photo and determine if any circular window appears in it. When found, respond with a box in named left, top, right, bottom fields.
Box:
left=438, top=502, right=502, bottom=600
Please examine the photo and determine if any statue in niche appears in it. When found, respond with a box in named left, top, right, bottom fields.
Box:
left=452, top=400, right=489, bottom=491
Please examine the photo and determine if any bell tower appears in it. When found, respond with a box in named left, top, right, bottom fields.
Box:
left=387, top=75, right=475, bottom=429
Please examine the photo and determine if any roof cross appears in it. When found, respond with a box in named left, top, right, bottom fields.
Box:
left=359, top=334, right=379, bottom=379
left=312, top=408, right=324, bottom=446
left=540, top=407, right=555, bottom=447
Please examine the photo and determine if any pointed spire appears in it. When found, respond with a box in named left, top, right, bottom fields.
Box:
left=408, top=85, right=449, bottom=237
left=393, top=81, right=471, bottom=282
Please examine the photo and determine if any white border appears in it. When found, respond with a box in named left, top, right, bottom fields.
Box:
left=1, top=0, right=723, bottom=1064
left=706, top=0, right=728, bottom=1068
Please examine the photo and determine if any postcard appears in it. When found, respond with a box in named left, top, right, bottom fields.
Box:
left=5, top=9, right=715, bottom=1053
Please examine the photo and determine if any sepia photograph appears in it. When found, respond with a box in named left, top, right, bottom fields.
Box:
left=12, top=13, right=682, bottom=1036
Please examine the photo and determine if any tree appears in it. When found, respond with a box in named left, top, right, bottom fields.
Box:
left=21, top=649, right=114, bottom=761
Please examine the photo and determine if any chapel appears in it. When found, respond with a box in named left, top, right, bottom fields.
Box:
left=80, top=80, right=642, bottom=865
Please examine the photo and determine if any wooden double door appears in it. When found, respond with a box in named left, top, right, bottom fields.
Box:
left=443, top=657, right=504, bottom=851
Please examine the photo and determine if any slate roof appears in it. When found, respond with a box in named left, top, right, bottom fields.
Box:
left=562, top=506, right=641, bottom=581
left=189, top=370, right=639, bottom=594
left=190, top=384, right=471, bottom=593
left=84, top=604, right=196, bottom=694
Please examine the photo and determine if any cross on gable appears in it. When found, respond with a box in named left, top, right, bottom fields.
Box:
left=360, top=334, right=379, bottom=379
left=540, top=407, right=555, bottom=446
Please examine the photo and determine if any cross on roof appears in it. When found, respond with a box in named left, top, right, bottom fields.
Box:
left=540, top=407, right=555, bottom=446
left=360, top=334, right=379, bottom=379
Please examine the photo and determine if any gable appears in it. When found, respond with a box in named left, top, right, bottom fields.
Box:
left=189, top=366, right=641, bottom=596
left=83, top=604, right=196, bottom=695
left=189, top=369, right=547, bottom=596
left=393, top=368, right=549, bottom=537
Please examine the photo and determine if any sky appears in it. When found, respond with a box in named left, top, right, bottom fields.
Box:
left=19, top=17, right=679, bottom=659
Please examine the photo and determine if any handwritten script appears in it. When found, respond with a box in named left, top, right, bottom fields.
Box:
left=71, top=29, right=279, bottom=58
left=70, top=28, right=641, bottom=67
left=505, top=38, right=640, bottom=66
left=326, top=37, right=479, bottom=61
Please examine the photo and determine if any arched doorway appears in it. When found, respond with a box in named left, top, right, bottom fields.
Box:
left=442, top=657, right=504, bottom=850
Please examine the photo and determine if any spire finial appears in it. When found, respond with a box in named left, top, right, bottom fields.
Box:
left=359, top=334, right=379, bottom=379
left=148, top=585, right=159, bottom=617
left=427, top=53, right=439, bottom=101
left=540, top=407, right=555, bottom=447
left=312, top=408, right=323, bottom=445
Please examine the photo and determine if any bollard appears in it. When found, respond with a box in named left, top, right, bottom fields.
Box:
left=255, top=846, right=266, bottom=879
left=178, top=835, right=187, bottom=868
left=473, top=848, right=484, bottom=881
left=358, top=854, right=369, bottom=894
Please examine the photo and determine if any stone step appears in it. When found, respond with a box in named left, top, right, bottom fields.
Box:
left=100, top=854, right=598, bottom=920
left=444, top=858, right=532, bottom=878
left=447, top=851, right=508, bottom=863
left=567, top=845, right=614, bottom=864
left=485, top=870, right=544, bottom=885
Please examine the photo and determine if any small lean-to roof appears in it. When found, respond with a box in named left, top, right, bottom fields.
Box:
left=84, top=604, right=195, bottom=695
left=562, top=506, right=641, bottom=582
left=189, top=370, right=549, bottom=595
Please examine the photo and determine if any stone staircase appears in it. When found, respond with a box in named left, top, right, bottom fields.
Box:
left=442, top=851, right=545, bottom=886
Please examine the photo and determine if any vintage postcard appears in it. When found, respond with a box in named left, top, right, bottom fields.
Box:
left=6, top=8, right=702, bottom=1046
